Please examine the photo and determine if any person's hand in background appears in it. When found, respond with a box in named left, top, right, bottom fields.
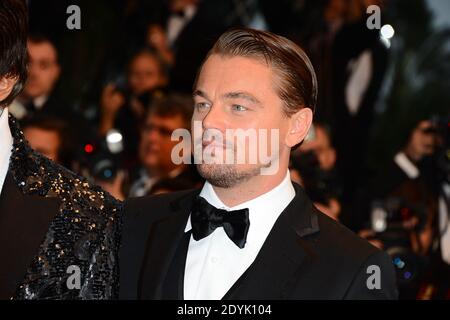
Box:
left=314, top=198, right=341, bottom=221
left=358, top=229, right=385, bottom=250
left=99, top=83, right=125, bottom=136
left=96, top=170, right=126, bottom=201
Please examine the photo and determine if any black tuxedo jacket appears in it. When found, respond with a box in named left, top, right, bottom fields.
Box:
left=120, top=184, right=398, bottom=300
left=0, top=114, right=122, bottom=299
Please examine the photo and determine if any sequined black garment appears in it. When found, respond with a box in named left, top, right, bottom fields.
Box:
left=8, top=114, right=122, bottom=299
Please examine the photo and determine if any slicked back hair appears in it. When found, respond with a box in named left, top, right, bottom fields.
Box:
left=194, top=28, right=318, bottom=117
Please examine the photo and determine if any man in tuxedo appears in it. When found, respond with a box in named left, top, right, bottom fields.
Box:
left=119, top=28, right=398, bottom=299
left=10, top=34, right=61, bottom=120
left=0, top=0, right=121, bottom=299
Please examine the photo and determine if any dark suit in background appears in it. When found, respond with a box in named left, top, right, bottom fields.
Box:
left=146, top=0, right=244, bottom=93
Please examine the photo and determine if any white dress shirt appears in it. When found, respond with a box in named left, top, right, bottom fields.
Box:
left=345, top=50, right=372, bottom=115
left=183, top=171, right=295, bottom=300
left=0, top=108, right=13, bottom=195
left=167, top=5, right=197, bottom=47
left=394, top=152, right=419, bottom=179
left=9, top=95, right=48, bottom=120
left=439, top=183, right=450, bottom=264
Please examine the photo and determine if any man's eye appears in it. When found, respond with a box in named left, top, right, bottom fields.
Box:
left=232, top=104, right=247, bottom=112
left=195, top=102, right=210, bottom=111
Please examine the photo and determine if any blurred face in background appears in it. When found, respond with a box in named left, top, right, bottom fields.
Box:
left=169, top=0, right=198, bottom=12
left=139, top=112, right=186, bottom=175
left=325, top=0, right=383, bottom=25
left=325, top=0, right=346, bottom=24
left=24, top=127, right=60, bottom=162
left=405, top=120, right=437, bottom=161
left=299, top=125, right=336, bottom=171
left=128, top=53, right=166, bottom=96
left=24, top=40, right=60, bottom=99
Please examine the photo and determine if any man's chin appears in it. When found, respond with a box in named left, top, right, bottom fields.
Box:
left=196, top=163, right=262, bottom=188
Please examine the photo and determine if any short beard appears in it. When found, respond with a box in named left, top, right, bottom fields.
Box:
left=196, top=163, right=264, bottom=188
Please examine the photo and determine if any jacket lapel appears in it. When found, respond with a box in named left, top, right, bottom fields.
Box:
left=0, top=170, right=60, bottom=299
left=139, top=183, right=320, bottom=300
left=139, top=190, right=199, bottom=299
left=223, top=183, right=320, bottom=299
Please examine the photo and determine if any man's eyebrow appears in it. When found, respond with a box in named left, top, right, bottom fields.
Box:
left=222, top=91, right=261, bottom=105
left=192, top=89, right=210, bottom=101
left=193, top=90, right=262, bottom=106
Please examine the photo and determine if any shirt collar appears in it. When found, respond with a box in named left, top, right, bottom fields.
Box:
left=394, top=152, right=419, bottom=179
left=185, top=171, right=296, bottom=249
left=33, top=95, right=48, bottom=109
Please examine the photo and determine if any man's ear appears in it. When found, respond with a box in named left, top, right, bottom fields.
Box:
left=285, top=107, right=313, bottom=148
left=0, top=77, right=18, bottom=102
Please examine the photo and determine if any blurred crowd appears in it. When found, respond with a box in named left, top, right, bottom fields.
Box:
left=13, top=0, right=449, bottom=299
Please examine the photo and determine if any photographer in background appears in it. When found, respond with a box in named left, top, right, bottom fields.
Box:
left=359, top=117, right=445, bottom=298
left=290, top=121, right=342, bottom=221
left=98, top=48, right=168, bottom=166
left=417, top=115, right=450, bottom=299
left=364, top=119, right=439, bottom=250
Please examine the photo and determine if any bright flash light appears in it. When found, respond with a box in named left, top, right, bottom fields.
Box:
left=106, top=129, right=124, bottom=154
left=106, top=130, right=123, bottom=144
left=380, top=24, right=395, bottom=39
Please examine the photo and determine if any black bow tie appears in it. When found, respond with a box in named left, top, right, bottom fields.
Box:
left=190, top=196, right=250, bottom=249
